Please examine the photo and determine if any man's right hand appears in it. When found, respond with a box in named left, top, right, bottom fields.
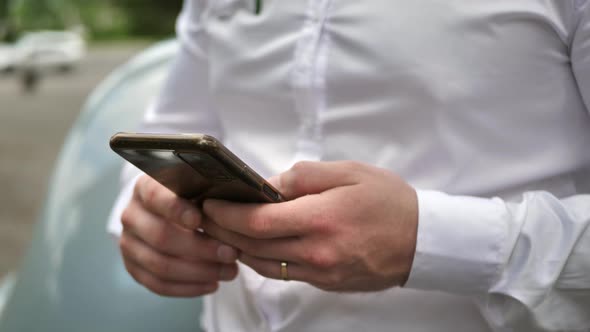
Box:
left=119, top=175, right=239, bottom=297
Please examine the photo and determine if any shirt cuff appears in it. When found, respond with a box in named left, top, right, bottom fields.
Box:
left=404, top=189, right=509, bottom=294
left=106, top=173, right=143, bottom=237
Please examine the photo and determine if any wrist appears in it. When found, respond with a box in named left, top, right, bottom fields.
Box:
left=399, top=187, right=418, bottom=286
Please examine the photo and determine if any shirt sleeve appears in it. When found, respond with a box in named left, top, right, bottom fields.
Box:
left=405, top=3, right=590, bottom=330
left=107, top=0, right=222, bottom=237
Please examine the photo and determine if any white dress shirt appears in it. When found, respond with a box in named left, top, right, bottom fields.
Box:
left=108, top=0, right=590, bottom=331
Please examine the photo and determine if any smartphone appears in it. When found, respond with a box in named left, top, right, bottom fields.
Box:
left=109, top=133, right=284, bottom=204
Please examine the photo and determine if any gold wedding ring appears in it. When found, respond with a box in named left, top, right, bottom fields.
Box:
left=280, top=261, right=289, bottom=281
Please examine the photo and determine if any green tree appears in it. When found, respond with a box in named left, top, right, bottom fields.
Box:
left=7, top=0, right=183, bottom=40
left=0, top=0, right=7, bottom=39
left=1, top=0, right=19, bottom=41
left=115, top=0, right=183, bottom=37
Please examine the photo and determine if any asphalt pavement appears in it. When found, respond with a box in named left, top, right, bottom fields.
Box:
left=0, top=42, right=150, bottom=278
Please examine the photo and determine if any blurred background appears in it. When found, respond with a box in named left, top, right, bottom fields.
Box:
left=0, top=0, right=182, bottom=279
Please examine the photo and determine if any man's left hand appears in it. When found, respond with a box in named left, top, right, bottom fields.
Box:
left=202, top=161, right=418, bottom=292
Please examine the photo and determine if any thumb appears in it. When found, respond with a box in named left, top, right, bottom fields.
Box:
left=269, top=161, right=358, bottom=200
left=266, top=174, right=281, bottom=189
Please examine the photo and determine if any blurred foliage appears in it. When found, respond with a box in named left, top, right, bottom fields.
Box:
left=1, top=0, right=183, bottom=41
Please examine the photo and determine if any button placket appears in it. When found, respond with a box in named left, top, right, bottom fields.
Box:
left=290, top=0, right=333, bottom=163
left=254, top=1, right=333, bottom=329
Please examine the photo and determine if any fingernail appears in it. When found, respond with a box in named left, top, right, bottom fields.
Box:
left=217, top=245, right=238, bottom=263
left=181, top=209, right=198, bottom=229
left=219, top=266, right=236, bottom=281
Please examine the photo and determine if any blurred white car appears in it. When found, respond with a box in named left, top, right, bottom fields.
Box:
left=0, top=43, right=18, bottom=72
left=15, top=31, right=86, bottom=72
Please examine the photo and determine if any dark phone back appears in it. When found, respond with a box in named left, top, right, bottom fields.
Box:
left=110, top=133, right=284, bottom=204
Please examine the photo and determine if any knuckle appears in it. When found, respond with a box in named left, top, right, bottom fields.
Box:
left=120, top=207, right=135, bottom=229
left=291, top=161, right=311, bottom=174
left=307, top=247, right=338, bottom=270
left=289, top=162, right=310, bottom=190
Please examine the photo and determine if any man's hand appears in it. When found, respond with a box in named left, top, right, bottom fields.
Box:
left=202, top=161, right=418, bottom=292
left=119, top=175, right=240, bottom=297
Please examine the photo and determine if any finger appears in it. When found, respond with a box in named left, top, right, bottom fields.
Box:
left=120, top=230, right=239, bottom=283
left=122, top=201, right=239, bottom=263
left=203, top=198, right=313, bottom=239
left=122, top=257, right=220, bottom=298
left=134, top=175, right=202, bottom=229
left=202, top=218, right=304, bottom=263
left=271, top=161, right=359, bottom=200
left=239, top=253, right=313, bottom=283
